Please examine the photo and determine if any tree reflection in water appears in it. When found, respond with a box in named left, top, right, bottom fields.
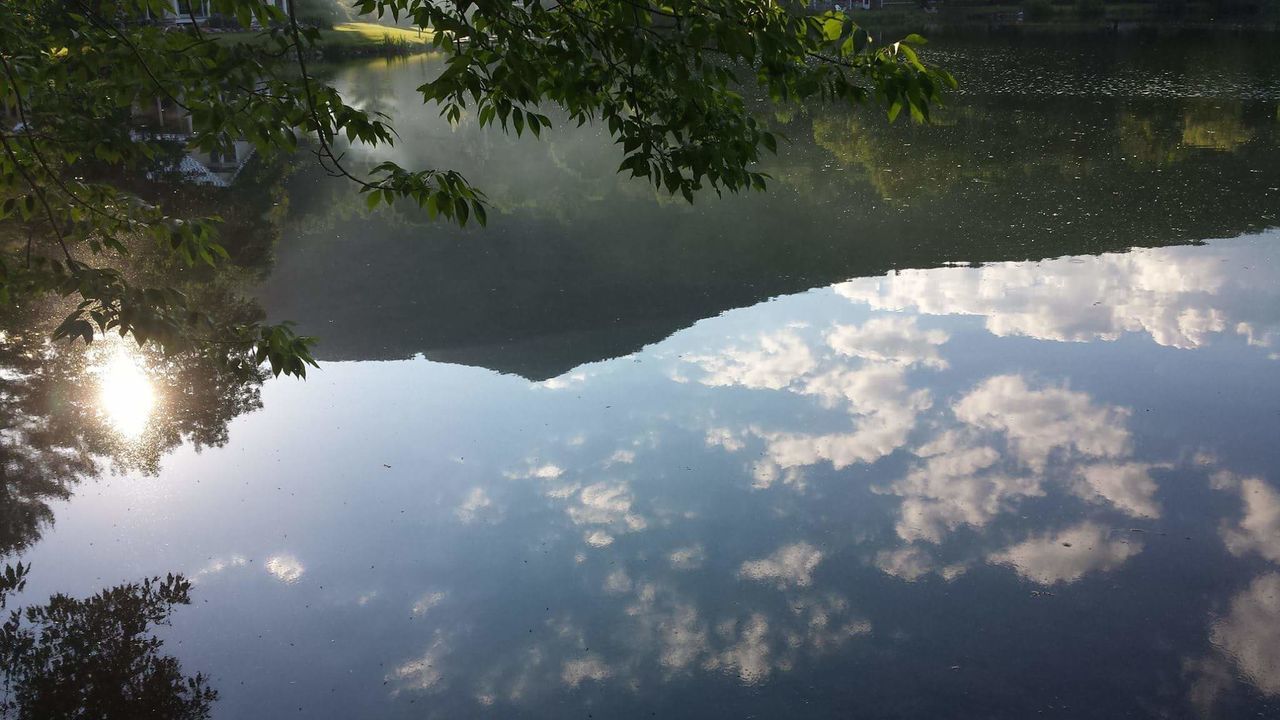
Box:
left=0, top=301, right=268, bottom=556
left=0, top=158, right=287, bottom=556
left=0, top=564, right=216, bottom=720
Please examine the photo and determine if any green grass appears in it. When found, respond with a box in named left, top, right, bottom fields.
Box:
left=326, top=22, right=431, bottom=48
left=213, top=21, right=431, bottom=53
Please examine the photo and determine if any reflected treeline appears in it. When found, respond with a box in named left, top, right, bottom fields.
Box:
left=0, top=564, right=215, bottom=720
left=260, top=42, right=1280, bottom=379
left=0, top=159, right=290, bottom=555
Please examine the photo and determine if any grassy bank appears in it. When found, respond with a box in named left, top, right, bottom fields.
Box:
left=325, top=22, right=431, bottom=49
left=215, top=21, right=432, bottom=57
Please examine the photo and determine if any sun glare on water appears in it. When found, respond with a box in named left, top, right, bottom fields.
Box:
left=97, top=349, right=155, bottom=438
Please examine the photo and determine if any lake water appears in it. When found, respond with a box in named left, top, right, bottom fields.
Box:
left=4, top=35, right=1280, bottom=719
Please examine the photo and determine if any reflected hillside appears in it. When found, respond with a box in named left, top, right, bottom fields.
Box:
left=260, top=43, right=1280, bottom=379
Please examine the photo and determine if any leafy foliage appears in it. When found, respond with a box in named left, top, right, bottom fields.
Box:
left=0, top=0, right=951, bottom=368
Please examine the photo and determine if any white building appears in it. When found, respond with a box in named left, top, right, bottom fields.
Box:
left=148, top=0, right=291, bottom=25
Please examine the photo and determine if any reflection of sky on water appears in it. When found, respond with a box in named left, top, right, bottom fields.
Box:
left=835, top=240, right=1280, bottom=353
left=17, top=231, right=1280, bottom=718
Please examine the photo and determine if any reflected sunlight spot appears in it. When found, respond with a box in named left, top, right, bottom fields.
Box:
left=96, top=349, right=155, bottom=438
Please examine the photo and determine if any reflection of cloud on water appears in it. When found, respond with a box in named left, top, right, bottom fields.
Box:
left=1216, top=475, right=1280, bottom=564
left=739, top=543, right=824, bottom=589
left=669, top=544, right=707, bottom=571
left=603, top=569, right=632, bottom=594
left=561, top=655, right=612, bottom=687
left=754, top=364, right=931, bottom=480
left=504, top=462, right=565, bottom=480
left=455, top=486, right=497, bottom=523
left=412, top=591, right=447, bottom=617
left=677, top=282, right=1174, bottom=586
left=827, top=316, right=950, bottom=369
left=505, top=456, right=651, bottom=549
left=1073, top=462, right=1165, bottom=519
left=685, top=329, right=817, bottom=391
left=952, top=375, right=1131, bottom=472
left=390, top=237, right=1276, bottom=711
left=568, top=482, right=647, bottom=532
left=390, top=632, right=449, bottom=695
left=708, top=614, right=773, bottom=683
left=605, top=449, right=636, bottom=466
left=623, top=581, right=870, bottom=686
left=879, top=375, right=1141, bottom=545
left=414, top=567, right=873, bottom=704
left=688, top=318, right=946, bottom=490
left=882, top=429, right=1042, bottom=544
left=190, top=554, right=248, bottom=584
left=705, top=595, right=870, bottom=684
left=265, top=554, right=305, bottom=584
left=656, top=603, right=710, bottom=672
left=834, top=237, right=1280, bottom=353
left=538, top=372, right=587, bottom=390
left=988, top=522, right=1142, bottom=585
left=1210, top=573, right=1280, bottom=695
left=874, top=545, right=968, bottom=583
left=705, top=427, right=745, bottom=452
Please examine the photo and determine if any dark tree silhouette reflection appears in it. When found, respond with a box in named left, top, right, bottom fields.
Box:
left=0, top=565, right=216, bottom=720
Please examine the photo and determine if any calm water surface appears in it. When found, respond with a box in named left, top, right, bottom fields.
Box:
left=4, top=36, right=1280, bottom=719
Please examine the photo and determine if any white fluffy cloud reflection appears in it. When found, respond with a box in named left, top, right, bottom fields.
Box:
left=834, top=235, right=1280, bottom=353
left=674, top=238, right=1275, bottom=590
left=686, top=315, right=946, bottom=490
left=1210, top=573, right=1280, bottom=696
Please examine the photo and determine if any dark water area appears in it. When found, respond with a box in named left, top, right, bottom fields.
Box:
left=2, top=36, right=1280, bottom=719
